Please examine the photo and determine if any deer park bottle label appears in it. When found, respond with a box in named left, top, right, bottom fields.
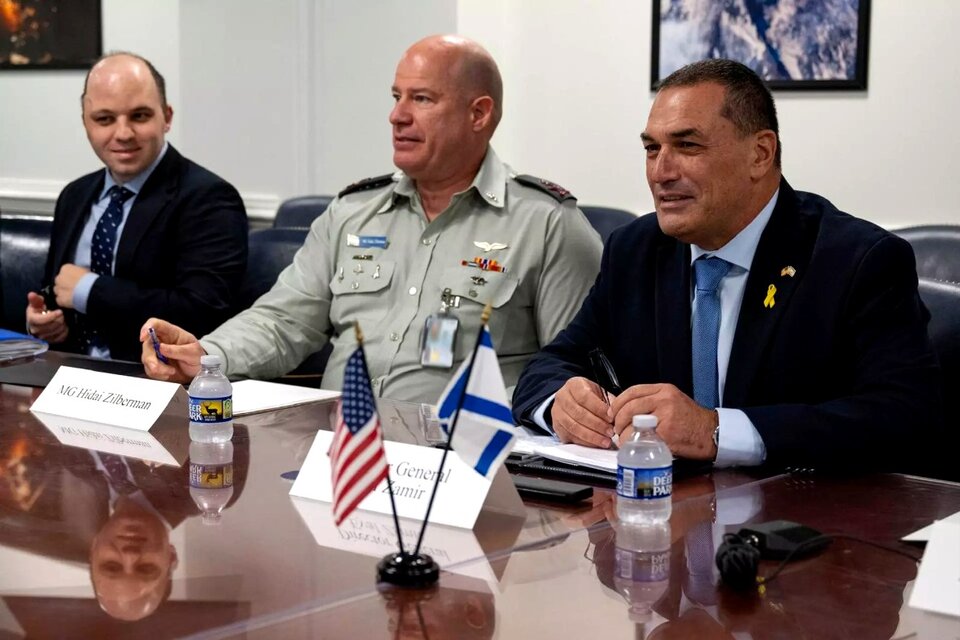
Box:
left=189, top=396, right=233, bottom=423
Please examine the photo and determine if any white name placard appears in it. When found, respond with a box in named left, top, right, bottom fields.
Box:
left=290, top=430, right=525, bottom=530
left=30, top=366, right=187, bottom=432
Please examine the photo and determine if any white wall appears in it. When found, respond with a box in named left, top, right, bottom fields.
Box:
left=1, top=0, right=958, bottom=228
left=0, top=0, right=179, bottom=212
left=458, top=0, right=960, bottom=228
left=312, top=0, right=457, bottom=194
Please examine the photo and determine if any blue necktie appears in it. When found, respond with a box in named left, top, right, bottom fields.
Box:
left=692, top=256, right=731, bottom=409
left=91, top=185, right=134, bottom=276
left=79, top=185, right=134, bottom=351
left=100, top=452, right=139, bottom=496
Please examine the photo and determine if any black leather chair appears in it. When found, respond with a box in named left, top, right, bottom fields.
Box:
left=238, top=228, right=331, bottom=386
left=238, top=228, right=307, bottom=310
left=580, top=206, right=635, bottom=243
left=894, top=225, right=960, bottom=283
left=272, top=195, right=333, bottom=229
left=0, top=215, right=52, bottom=332
left=918, top=277, right=960, bottom=481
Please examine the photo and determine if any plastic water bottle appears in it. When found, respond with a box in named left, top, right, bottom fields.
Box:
left=616, top=414, right=672, bottom=525
left=614, top=521, right=671, bottom=625
left=189, top=441, right=234, bottom=525
left=188, top=354, right=234, bottom=443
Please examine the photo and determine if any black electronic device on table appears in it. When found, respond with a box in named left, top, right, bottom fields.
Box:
left=736, top=520, right=831, bottom=560
left=512, top=475, right=593, bottom=504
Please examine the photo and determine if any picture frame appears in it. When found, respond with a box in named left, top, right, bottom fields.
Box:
left=651, top=0, right=871, bottom=91
left=0, top=0, right=103, bottom=70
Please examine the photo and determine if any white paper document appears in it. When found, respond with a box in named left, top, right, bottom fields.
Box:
left=908, top=519, right=960, bottom=617
left=231, top=380, right=340, bottom=416
left=512, top=430, right=617, bottom=473
left=902, top=509, right=960, bottom=542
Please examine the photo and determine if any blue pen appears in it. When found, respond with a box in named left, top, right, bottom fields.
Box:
left=148, top=327, right=169, bottom=364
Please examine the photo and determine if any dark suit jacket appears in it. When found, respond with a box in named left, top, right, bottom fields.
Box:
left=44, top=145, right=248, bottom=361
left=513, top=179, right=942, bottom=474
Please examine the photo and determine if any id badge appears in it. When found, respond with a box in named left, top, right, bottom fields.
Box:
left=421, top=314, right=459, bottom=368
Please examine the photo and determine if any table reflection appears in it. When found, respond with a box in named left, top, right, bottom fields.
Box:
left=380, top=576, right=495, bottom=640
left=0, top=421, right=249, bottom=626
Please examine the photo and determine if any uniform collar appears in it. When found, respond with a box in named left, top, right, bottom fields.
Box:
left=380, top=146, right=506, bottom=213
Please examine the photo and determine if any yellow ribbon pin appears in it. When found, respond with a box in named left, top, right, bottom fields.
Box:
left=764, top=284, right=777, bottom=308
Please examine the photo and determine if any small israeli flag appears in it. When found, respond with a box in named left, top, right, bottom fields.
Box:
left=437, top=326, right=516, bottom=478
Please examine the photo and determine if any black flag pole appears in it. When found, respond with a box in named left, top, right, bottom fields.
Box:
left=412, top=304, right=492, bottom=557
left=377, top=304, right=493, bottom=589
left=353, top=323, right=406, bottom=559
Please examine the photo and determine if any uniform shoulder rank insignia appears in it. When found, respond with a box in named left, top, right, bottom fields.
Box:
left=513, top=174, right=576, bottom=202
left=337, top=173, right=394, bottom=198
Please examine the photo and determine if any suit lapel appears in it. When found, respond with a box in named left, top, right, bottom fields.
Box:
left=56, top=173, right=104, bottom=271
left=114, top=146, right=182, bottom=273
left=656, top=239, right=693, bottom=394
left=724, top=180, right=814, bottom=406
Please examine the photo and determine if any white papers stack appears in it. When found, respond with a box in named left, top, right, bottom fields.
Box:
left=231, top=380, right=340, bottom=416
left=513, top=430, right=617, bottom=473
left=907, top=516, right=960, bottom=617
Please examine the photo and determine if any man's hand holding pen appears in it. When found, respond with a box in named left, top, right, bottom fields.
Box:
left=551, top=376, right=616, bottom=448
left=552, top=348, right=718, bottom=459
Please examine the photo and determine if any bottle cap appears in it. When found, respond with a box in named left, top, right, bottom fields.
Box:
left=632, top=414, right=658, bottom=429
left=202, top=512, right=223, bottom=525
left=200, top=354, right=222, bottom=367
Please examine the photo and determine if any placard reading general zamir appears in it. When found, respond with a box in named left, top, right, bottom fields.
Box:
left=290, top=430, right=525, bottom=530
left=31, top=366, right=187, bottom=432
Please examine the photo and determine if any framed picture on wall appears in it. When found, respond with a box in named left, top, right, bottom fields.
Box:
left=651, top=0, right=871, bottom=91
left=0, top=0, right=102, bottom=70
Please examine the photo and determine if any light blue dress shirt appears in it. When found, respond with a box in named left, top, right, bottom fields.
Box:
left=72, top=142, right=169, bottom=358
left=691, top=190, right=778, bottom=466
left=533, top=190, right=779, bottom=467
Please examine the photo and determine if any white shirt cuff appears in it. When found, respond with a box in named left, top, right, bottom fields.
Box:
left=531, top=392, right=558, bottom=434
left=714, top=408, right=766, bottom=467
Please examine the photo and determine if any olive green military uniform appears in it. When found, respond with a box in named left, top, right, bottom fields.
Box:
left=200, top=148, right=603, bottom=402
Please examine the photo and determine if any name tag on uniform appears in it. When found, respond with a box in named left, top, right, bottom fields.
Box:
left=421, top=314, right=459, bottom=369
left=346, top=233, right=389, bottom=249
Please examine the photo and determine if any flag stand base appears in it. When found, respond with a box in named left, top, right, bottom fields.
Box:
left=377, top=552, right=440, bottom=588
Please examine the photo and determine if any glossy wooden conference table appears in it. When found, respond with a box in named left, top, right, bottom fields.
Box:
left=1, top=354, right=959, bottom=639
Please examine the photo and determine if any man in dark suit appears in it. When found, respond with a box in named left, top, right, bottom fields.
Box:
left=24, top=52, right=247, bottom=362
left=513, top=59, right=941, bottom=473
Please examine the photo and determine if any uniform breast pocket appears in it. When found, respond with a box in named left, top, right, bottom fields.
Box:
left=329, top=261, right=396, bottom=322
left=442, top=266, right=521, bottom=347
left=441, top=266, right=519, bottom=310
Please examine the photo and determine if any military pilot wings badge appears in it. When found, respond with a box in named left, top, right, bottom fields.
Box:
left=473, top=241, right=508, bottom=252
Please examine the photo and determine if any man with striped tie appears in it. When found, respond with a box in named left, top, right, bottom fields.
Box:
left=25, top=52, right=248, bottom=361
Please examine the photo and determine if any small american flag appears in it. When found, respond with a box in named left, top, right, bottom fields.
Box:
left=330, top=346, right=388, bottom=526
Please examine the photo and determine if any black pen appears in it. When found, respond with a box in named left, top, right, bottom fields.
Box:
left=148, top=327, right=169, bottom=364
left=588, top=348, right=622, bottom=448
left=588, top=347, right=622, bottom=400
